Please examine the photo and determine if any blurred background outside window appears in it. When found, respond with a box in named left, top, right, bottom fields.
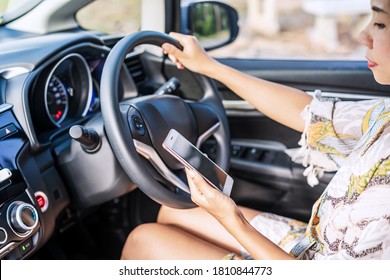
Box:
left=205, top=0, right=370, bottom=59
left=0, top=0, right=370, bottom=60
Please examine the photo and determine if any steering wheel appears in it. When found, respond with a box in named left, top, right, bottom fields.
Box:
left=100, top=31, right=230, bottom=208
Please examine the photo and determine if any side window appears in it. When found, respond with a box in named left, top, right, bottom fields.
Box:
left=209, top=0, right=370, bottom=60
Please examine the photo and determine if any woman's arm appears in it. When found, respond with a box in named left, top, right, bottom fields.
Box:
left=225, top=209, right=296, bottom=260
left=162, top=32, right=312, bottom=132
left=185, top=168, right=295, bottom=260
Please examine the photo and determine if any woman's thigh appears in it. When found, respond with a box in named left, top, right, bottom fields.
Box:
left=121, top=223, right=230, bottom=260
left=157, top=205, right=261, bottom=254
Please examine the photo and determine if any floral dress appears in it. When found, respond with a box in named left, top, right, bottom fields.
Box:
left=242, top=92, right=390, bottom=259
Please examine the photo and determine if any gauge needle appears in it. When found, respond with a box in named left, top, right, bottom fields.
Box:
left=68, top=87, right=74, bottom=97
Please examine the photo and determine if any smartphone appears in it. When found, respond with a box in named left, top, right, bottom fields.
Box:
left=162, top=129, right=233, bottom=196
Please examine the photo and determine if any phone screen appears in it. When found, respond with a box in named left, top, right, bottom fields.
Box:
left=167, top=131, right=228, bottom=191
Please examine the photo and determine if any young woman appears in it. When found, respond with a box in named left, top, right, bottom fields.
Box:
left=121, top=0, right=390, bottom=260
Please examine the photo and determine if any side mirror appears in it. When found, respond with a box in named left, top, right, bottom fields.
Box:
left=182, top=1, right=239, bottom=51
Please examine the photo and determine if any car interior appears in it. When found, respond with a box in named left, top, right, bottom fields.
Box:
left=0, top=0, right=388, bottom=260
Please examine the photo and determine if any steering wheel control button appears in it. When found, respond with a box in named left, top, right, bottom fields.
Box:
left=0, top=228, right=7, bottom=244
left=0, top=168, right=12, bottom=183
left=69, top=125, right=101, bottom=153
left=8, top=202, right=39, bottom=235
left=35, top=191, right=49, bottom=212
left=132, top=116, right=145, bottom=136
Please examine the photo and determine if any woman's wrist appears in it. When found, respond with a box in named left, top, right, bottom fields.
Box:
left=217, top=205, right=248, bottom=231
left=200, top=57, right=225, bottom=79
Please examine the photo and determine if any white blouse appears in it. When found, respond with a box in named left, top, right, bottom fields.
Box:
left=292, top=92, right=390, bottom=259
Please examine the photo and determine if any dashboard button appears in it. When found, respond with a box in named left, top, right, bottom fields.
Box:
left=0, top=124, right=17, bottom=140
left=35, top=191, right=49, bottom=212
left=0, top=168, right=12, bottom=184
left=0, top=228, right=7, bottom=244
left=19, top=238, right=33, bottom=255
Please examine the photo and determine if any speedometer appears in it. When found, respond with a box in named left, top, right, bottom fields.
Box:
left=42, top=53, right=92, bottom=128
left=45, top=75, right=69, bottom=126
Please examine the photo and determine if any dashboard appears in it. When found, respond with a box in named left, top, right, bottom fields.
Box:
left=0, top=27, right=206, bottom=259
left=0, top=31, right=163, bottom=259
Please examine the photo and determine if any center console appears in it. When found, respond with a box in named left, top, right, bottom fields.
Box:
left=0, top=104, right=41, bottom=259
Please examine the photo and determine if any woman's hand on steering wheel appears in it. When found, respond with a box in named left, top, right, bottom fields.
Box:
left=162, top=32, right=216, bottom=75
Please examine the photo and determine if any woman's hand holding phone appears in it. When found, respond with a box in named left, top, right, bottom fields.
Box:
left=185, top=168, right=241, bottom=226
left=162, top=129, right=233, bottom=196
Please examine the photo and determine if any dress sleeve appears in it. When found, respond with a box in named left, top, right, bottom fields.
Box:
left=292, top=90, right=381, bottom=186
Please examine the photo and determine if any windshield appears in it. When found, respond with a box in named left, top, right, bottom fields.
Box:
left=0, top=0, right=42, bottom=25
left=77, top=0, right=141, bottom=35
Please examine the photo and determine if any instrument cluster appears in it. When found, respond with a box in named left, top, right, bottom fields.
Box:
left=44, top=54, right=93, bottom=127
left=30, top=50, right=105, bottom=140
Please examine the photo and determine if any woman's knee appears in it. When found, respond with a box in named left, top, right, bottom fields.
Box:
left=121, top=223, right=159, bottom=260
left=122, top=222, right=231, bottom=260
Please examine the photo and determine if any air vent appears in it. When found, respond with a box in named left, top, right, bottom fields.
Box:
left=124, top=55, right=146, bottom=85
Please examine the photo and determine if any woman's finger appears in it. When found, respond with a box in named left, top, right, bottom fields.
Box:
left=162, top=43, right=183, bottom=60
left=162, top=46, right=185, bottom=69
left=185, top=168, right=218, bottom=198
left=185, top=168, right=208, bottom=206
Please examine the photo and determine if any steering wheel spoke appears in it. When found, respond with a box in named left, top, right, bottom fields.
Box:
left=187, top=101, right=221, bottom=148
left=196, top=122, right=220, bottom=148
left=133, top=140, right=190, bottom=194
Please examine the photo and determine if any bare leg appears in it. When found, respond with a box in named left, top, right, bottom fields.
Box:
left=157, top=205, right=261, bottom=254
left=121, top=223, right=230, bottom=260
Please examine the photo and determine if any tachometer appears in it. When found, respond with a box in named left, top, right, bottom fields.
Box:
left=45, top=75, right=69, bottom=126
